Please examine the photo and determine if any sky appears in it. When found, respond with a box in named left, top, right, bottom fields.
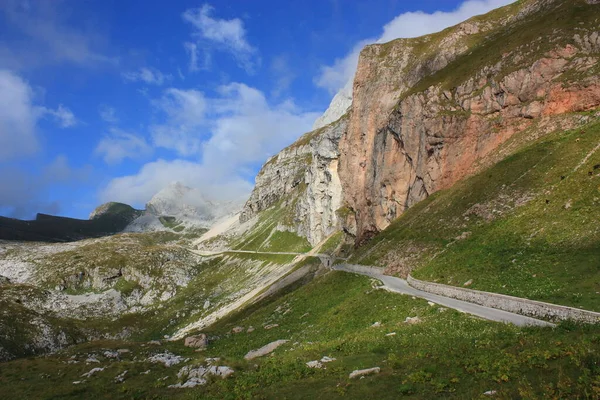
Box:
left=0, top=0, right=513, bottom=219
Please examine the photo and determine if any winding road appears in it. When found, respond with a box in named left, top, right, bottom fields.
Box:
left=333, top=264, right=555, bottom=327
left=191, top=246, right=554, bottom=327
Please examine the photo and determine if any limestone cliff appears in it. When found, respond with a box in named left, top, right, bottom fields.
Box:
left=338, top=0, right=600, bottom=243
left=240, top=117, right=347, bottom=245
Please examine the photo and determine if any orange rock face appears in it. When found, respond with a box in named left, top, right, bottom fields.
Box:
left=339, top=38, right=600, bottom=243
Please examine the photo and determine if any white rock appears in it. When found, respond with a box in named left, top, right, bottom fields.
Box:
left=371, top=322, right=382, bottom=328
left=320, top=356, right=336, bottom=363
left=484, top=390, right=498, bottom=396
left=103, top=350, right=119, bottom=359
left=244, top=340, right=289, bottom=360
left=306, top=361, right=323, bottom=369
left=232, top=326, right=245, bottom=334
left=349, top=367, right=380, bottom=379
left=82, top=367, right=105, bottom=378
left=312, top=84, right=352, bottom=130
left=148, top=352, right=186, bottom=367
left=405, top=317, right=421, bottom=325
left=114, top=370, right=128, bottom=383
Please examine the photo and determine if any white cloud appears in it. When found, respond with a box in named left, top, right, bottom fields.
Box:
left=182, top=4, right=259, bottom=73
left=0, top=69, right=39, bottom=161
left=44, top=104, right=76, bottom=128
left=122, top=67, right=171, bottom=85
left=0, top=0, right=116, bottom=70
left=100, top=159, right=253, bottom=206
left=0, top=70, right=74, bottom=162
left=99, top=105, right=118, bottom=123
left=177, top=67, right=186, bottom=80
left=150, top=88, right=208, bottom=156
left=101, top=83, right=319, bottom=206
left=95, top=128, right=153, bottom=165
left=203, top=83, right=319, bottom=173
left=184, top=42, right=199, bottom=72
left=315, top=0, right=514, bottom=93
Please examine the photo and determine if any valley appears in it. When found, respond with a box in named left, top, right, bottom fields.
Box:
left=1, top=0, right=600, bottom=398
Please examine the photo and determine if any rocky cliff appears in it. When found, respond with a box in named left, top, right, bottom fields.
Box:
left=239, top=0, right=600, bottom=247
left=338, top=0, right=600, bottom=243
left=240, top=116, right=347, bottom=245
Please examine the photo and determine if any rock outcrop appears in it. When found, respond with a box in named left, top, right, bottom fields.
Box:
left=338, top=0, right=600, bottom=242
left=240, top=117, right=347, bottom=245
left=312, top=84, right=352, bottom=130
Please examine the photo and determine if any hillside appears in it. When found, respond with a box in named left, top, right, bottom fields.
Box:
left=349, top=114, right=600, bottom=310
left=1, top=0, right=600, bottom=398
left=339, top=0, right=600, bottom=243
left=0, top=203, right=142, bottom=242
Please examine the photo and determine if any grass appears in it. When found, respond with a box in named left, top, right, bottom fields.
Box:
left=2, top=271, right=599, bottom=399
left=319, top=231, right=344, bottom=255
left=262, top=231, right=312, bottom=253
left=232, top=197, right=313, bottom=254
left=402, top=0, right=600, bottom=99
left=350, top=117, right=600, bottom=311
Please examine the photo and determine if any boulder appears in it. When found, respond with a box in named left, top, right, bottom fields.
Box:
left=184, top=334, right=208, bottom=349
left=349, top=367, right=380, bottom=379
left=244, top=340, right=289, bottom=360
left=404, top=316, right=421, bottom=325
left=306, top=360, right=323, bottom=369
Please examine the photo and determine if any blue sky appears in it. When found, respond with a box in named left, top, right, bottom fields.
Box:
left=0, top=0, right=512, bottom=219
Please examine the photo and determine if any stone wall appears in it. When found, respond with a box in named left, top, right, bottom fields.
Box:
left=407, top=275, right=600, bottom=323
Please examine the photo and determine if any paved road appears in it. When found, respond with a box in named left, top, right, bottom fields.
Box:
left=189, top=247, right=554, bottom=327
left=191, top=249, right=331, bottom=258
left=333, top=264, right=555, bottom=328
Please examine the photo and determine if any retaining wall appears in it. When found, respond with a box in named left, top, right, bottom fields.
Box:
left=408, top=275, right=600, bottom=323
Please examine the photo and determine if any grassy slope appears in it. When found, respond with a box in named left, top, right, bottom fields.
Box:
left=108, top=252, right=297, bottom=341
left=2, top=272, right=599, bottom=399
left=403, top=0, right=599, bottom=99
left=350, top=115, right=600, bottom=311
left=231, top=198, right=312, bottom=254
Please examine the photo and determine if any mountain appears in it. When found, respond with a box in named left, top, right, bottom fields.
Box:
left=0, top=203, right=142, bottom=242
left=147, top=182, right=214, bottom=219
left=311, top=83, right=352, bottom=130
left=2, top=0, right=600, bottom=397
left=126, top=182, right=244, bottom=233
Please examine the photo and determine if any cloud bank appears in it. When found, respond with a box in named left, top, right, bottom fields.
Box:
left=100, top=83, right=319, bottom=206
left=182, top=4, right=259, bottom=73
left=0, top=69, right=75, bottom=161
